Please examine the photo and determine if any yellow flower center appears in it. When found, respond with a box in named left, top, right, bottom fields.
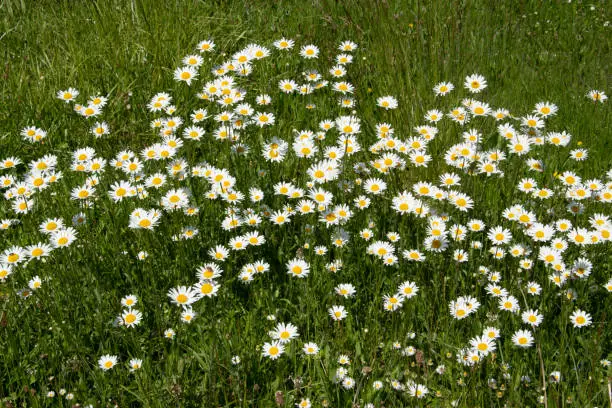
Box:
left=139, top=219, right=151, bottom=228
left=125, top=314, right=137, bottom=324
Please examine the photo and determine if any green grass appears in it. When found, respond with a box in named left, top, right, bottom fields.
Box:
left=0, top=0, right=611, bottom=407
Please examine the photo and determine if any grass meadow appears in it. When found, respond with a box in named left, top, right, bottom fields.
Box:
left=0, top=0, right=611, bottom=406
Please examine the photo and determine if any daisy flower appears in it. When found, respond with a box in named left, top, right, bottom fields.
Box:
left=465, top=73, right=487, bottom=93
left=129, top=209, right=161, bottom=230
left=300, top=342, right=319, bottom=356
left=262, top=341, right=285, bottom=360
left=377, top=95, right=398, bottom=110
left=28, top=276, right=42, bottom=290
left=271, top=322, right=299, bottom=343
left=339, top=40, right=358, bottom=51
left=512, top=330, right=534, bottom=348
left=408, top=383, right=429, bottom=398
left=488, top=226, right=512, bottom=245
left=274, top=38, right=294, bottom=50
left=329, top=305, right=347, bottom=321
left=183, top=54, right=203, bottom=67
left=363, top=178, right=387, bottom=195
left=300, top=44, right=319, bottom=58
left=121, top=308, right=142, bottom=328
left=433, top=82, right=454, bottom=96
left=570, top=148, right=588, bottom=161
left=294, top=398, right=312, bottom=408
left=173, top=66, right=198, bottom=85
left=195, top=280, right=219, bottom=297
left=279, top=79, right=298, bottom=93
left=522, top=115, right=544, bottom=129
left=0, top=264, right=13, bottom=282
left=336, top=53, right=353, bottom=64
left=286, top=258, right=310, bottom=278
left=586, top=90, right=607, bottom=103
left=80, top=104, right=101, bottom=118
left=197, top=39, right=215, bottom=52
left=91, top=121, right=110, bottom=138
left=129, top=358, right=143, bottom=371
left=57, top=88, right=79, bottom=103
left=26, top=243, right=52, bottom=260
left=121, top=295, right=138, bottom=308
left=181, top=307, right=196, bottom=323
left=398, top=281, right=419, bottom=298
left=534, top=101, right=558, bottom=117
left=70, top=185, right=94, bottom=200
left=499, top=295, right=520, bottom=313
left=335, top=283, right=356, bottom=298
left=522, top=309, right=543, bottom=327
left=167, top=286, right=199, bottom=307
left=451, top=193, right=473, bottom=212
left=51, top=228, right=77, bottom=248
left=570, top=309, right=592, bottom=328
left=98, top=355, right=118, bottom=371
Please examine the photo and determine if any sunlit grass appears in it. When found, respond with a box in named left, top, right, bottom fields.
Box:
left=0, top=1, right=610, bottom=407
